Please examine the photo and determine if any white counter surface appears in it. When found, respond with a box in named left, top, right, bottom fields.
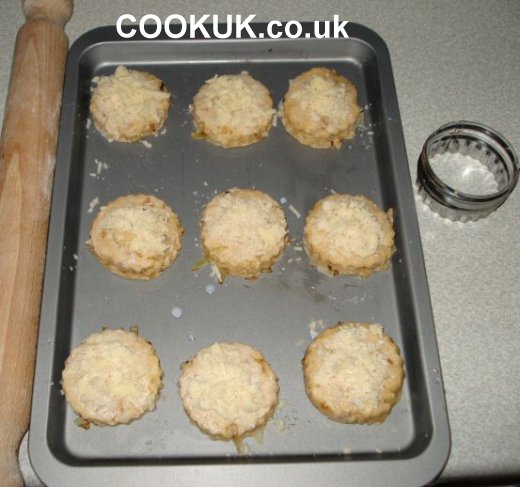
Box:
left=2, top=1, right=519, bottom=484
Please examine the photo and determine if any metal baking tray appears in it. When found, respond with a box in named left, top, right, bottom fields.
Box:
left=29, top=23, right=450, bottom=486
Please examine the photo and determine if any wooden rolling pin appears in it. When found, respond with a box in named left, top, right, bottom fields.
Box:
left=0, top=0, right=72, bottom=484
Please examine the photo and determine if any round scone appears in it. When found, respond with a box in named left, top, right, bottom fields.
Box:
left=281, top=67, right=362, bottom=149
left=90, top=65, right=170, bottom=142
left=190, top=71, right=276, bottom=148
left=179, top=342, right=279, bottom=440
left=303, top=322, right=405, bottom=424
left=200, top=188, right=288, bottom=280
left=61, top=328, right=163, bottom=426
left=87, top=194, right=184, bottom=279
left=304, top=194, right=395, bottom=277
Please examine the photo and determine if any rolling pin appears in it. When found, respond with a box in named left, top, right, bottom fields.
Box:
left=0, top=0, right=73, bottom=484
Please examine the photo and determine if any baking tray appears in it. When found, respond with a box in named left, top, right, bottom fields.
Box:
left=29, top=23, right=450, bottom=486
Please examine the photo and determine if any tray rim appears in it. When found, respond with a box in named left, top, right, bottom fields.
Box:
left=29, top=22, right=451, bottom=486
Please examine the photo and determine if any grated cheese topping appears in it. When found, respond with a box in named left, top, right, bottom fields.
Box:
left=99, top=203, right=174, bottom=256
left=62, top=329, right=163, bottom=426
left=312, top=324, right=388, bottom=411
left=290, top=74, right=356, bottom=132
left=281, top=67, right=361, bottom=148
left=191, top=72, right=275, bottom=146
left=310, top=196, right=382, bottom=258
left=91, top=66, right=170, bottom=142
left=87, top=194, right=183, bottom=279
left=202, top=189, right=287, bottom=268
left=180, top=342, right=279, bottom=438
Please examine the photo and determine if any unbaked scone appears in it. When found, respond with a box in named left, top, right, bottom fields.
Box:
left=304, top=194, right=395, bottom=277
left=190, top=71, right=276, bottom=148
left=303, top=322, right=405, bottom=424
left=200, top=188, right=288, bottom=280
left=87, top=194, right=184, bottom=279
left=179, top=342, right=279, bottom=440
left=61, top=328, right=163, bottom=427
left=90, top=65, right=170, bottom=142
left=281, top=67, right=362, bottom=149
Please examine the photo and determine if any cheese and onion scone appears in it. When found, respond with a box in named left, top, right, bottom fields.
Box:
left=61, top=328, right=163, bottom=427
left=179, top=342, right=279, bottom=441
left=190, top=71, right=276, bottom=148
left=304, top=194, right=395, bottom=277
left=200, top=188, right=288, bottom=280
left=303, top=322, right=405, bottom=424
left=87, top=194, right=184, bottom=280
left=281, top=67, right=362, bottom=149
left=90, top=65, right=170, bottom=142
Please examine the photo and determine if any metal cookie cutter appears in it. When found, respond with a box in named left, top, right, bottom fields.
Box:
left=416, top=121, right=519, bottom=222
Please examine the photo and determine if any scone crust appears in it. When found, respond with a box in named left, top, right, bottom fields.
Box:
left=61, top=329, right=163, bottom=426
left=90, top=65, right=170, bottom=142
left=281, top=67, right=362, bottom=149
left=200, top=188, right=288, bottom=279
left=304, top=194, right=395, bottom=277
left=191, top=71, right=275, bottom=148
left=179, top=342, right=279, bottom=440
left=303, top=322, right=405, bottom=424
left=87, top=194, right=184, bottom=280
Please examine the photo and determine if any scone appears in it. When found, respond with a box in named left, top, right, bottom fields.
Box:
left=200, top=188, right=288, bottom=280
left=179, top=342, right=279, bottom=440
left=87, top=194, right=184, bottom=279
left=304, top=194, right=395, bottom=277
left=190, top=71, right=275, bottom=148
left=281, top=67, right=362, bottom=149
left=303, top=322, right=405, bottom=424
left=90, top=65, right=170, bottom=142
left=61, top=328, right=163, bottom=427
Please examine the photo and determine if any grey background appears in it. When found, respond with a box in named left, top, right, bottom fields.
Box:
left=1, top=0, right=518, bottom=484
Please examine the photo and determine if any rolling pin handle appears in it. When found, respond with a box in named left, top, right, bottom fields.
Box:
left=23, top=0, right=73, bottom=27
